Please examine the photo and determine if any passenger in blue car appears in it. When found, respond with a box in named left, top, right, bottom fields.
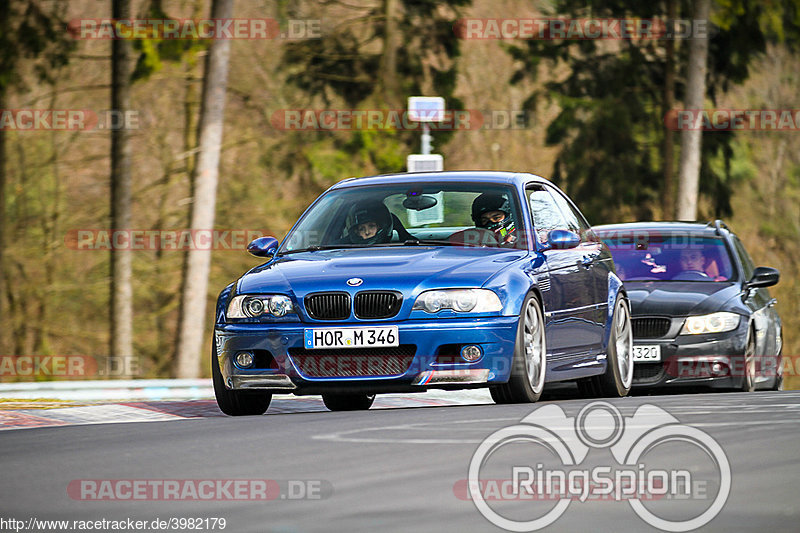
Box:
left=471, top=193, right=517, bottom=245
left=347, top=201, right=394, bottom=245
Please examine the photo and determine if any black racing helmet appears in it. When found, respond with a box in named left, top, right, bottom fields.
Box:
left=471, top=193, right=516, bottom=241
left=348, top=201, right=394, bottom=244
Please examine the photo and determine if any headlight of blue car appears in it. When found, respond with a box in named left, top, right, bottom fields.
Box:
left=227, top=294, right=296, bottom=320
left=412, top=289, right=502, bottom=314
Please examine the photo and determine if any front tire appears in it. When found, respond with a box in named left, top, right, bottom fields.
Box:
left=212, top=342, right=272, bottom=416
left=491, top=293, right=546, bottom=404
left=740, top=328, right=756, bottom=393
left=322, top=394, right=375, bottom=411
left=770, top=344, right=784, bottom=391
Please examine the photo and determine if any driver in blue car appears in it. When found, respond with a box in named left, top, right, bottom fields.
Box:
left=348, top=201, right=394, bottom=245
left=471, top=193, right=517, bottom=245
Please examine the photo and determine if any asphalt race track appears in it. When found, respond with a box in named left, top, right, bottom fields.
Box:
left=1, top=389, right=798, bottom=532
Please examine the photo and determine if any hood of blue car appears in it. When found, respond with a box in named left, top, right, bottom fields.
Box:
left=624, top=281, right=742, bottom=317
left=236, top=247, right=526, bottom=296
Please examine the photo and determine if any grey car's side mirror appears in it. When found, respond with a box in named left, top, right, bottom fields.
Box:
left=747, top=266, right=779, bottom=288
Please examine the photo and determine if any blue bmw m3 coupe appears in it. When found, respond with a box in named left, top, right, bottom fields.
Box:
left=212, top=171, right=633, bottom=414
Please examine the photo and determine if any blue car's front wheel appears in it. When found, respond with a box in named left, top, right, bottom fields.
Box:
left=490, top=293, right=546, bottom=404
left=212, top=340, right=272, bottom=416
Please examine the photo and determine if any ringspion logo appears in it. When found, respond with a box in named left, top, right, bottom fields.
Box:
left=464, top=402, right=730, bottom=531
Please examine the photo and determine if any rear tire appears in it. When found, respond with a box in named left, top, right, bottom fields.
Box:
left=322, top=393, right=375, bottom=411
left=212, top=341, right=271, bottom=416
left=595, top=297, right=633, bottom=397
left=491, top=293, right=546, bottom=404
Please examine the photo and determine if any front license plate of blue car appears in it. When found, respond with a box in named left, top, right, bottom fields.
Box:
left=633, top=344, right=661, bottom=362
left=304, top=326, right=399, bottom=349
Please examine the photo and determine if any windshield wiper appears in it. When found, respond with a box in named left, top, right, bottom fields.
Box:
left=279, top=240, right=460, bottom=255
left=277, top=244, right=372, bottom=256
left=399, top=239, right=458, bottom=246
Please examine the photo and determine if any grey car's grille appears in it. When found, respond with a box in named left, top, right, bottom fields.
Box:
left=305, top=292, right=351, bottom=320
left=288, top=345, right=416, bottom=377
left=632, top=317, right=671, bottom=338
left=354, top=291, right=402, bottom=319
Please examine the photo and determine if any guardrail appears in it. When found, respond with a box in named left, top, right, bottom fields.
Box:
left=0, top=379, right=214, bottom=401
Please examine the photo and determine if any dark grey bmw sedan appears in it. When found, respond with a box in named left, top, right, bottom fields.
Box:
left=594, top=220, right=782, bottom=392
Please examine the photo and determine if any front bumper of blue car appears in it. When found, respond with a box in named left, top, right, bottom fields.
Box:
left=213, top=316, right=519, bottom=394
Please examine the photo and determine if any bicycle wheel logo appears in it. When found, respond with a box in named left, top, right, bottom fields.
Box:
left=467, top=402, right=730, bottom=532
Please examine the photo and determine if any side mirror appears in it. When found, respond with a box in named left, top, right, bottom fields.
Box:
left=546, top=229, right=581, bottom=250
left=747, top=266, right=779, bottom=288
left=247, top=236, right=279, bottom=258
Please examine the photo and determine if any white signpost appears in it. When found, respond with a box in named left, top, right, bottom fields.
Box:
left=406, top=97, right=445, bottom=224
left=407, top=96, right=445, bottom=161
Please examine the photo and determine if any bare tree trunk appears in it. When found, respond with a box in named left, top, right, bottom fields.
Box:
left=110, top=0, right=135, bottom=374
left=174, top=0, right=234, bottom=378
left=662, top=0, right=677, bottom=219
left=0, top=87, right=7, bottom=355
left=0, top=0, right=8, bottom=356
left=676, top=0, right=710, bottom=221
left=380, top=0, right=400, bottom=106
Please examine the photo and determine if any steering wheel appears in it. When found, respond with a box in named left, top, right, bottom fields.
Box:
left=672, top=270, right=710, bottom=281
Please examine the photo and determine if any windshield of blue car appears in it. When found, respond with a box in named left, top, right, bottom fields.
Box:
left=600, top=233, right=737, bottom=282
left=279, top=183, right=526, bottom=253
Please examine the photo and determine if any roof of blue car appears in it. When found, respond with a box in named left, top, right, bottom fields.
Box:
left=594, top=221, right=730, bottom=235
left=331, top=170, right=549, bottom=189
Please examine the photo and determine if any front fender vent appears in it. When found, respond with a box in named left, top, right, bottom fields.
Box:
left=538, top=277, right=551, bottom=292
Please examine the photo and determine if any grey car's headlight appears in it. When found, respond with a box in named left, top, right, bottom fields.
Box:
left=680, top=312, right=741, bottom=335
left=227, top=295, right=294, bottom=318
left=412, top=289, right=502, bottom=314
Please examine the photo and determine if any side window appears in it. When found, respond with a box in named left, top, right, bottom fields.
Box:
left=545, top=185, right=592, bottom=239
left=732, top=236, right=754, bottom=280
left=527, top=186, right=568, bottom=243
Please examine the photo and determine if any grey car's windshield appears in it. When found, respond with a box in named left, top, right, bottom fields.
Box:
left=279, top=182, right=526, bottom=253
left=600, top=232, right=737, bottom=282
